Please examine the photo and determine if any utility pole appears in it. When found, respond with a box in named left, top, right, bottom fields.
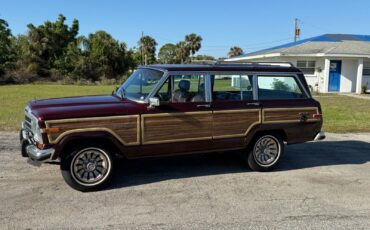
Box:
left=141, top=31, right=144, bottom=65
left=294, top=18, right=300, bottom=42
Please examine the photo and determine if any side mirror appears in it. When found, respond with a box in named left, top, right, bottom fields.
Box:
left=148, top=97, right=160, bottom=109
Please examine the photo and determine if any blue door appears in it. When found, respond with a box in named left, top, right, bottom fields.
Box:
left=328, top=60, right=341, bottom=92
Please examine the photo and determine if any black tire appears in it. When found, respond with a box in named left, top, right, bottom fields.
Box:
left=60, top=144, right=115, bottom=192
left=246, top=134, right=284, bottom=172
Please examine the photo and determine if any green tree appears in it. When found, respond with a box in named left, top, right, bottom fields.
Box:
left=158, top=43, right=177, bottom=64
left=271, top=78, right=292, bottom=91
left=228, top=46, right=244, bottom=58
left=88, top=31, right=128, bottom=79
left=0, top=19, right=16, bottom=75
left=192, top=54, right=215, bottom=61
left=185, top=33, right=202, bottom=57
left=25, top=14, right=79, bottom=77
left=139, top=35, right=157, bottom=64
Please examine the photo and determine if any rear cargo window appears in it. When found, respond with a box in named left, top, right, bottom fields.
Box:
left=257, top=75, right=306, bottom=99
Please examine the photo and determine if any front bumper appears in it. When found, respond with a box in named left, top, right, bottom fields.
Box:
left=25, top=145, right=55, bottom=161
left=314, top=131, right=326, bottom=141
left=20, top=128, right=54, bottom=162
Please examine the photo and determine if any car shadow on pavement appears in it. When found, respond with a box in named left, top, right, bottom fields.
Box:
left=107, top=140, right=370, bottom=190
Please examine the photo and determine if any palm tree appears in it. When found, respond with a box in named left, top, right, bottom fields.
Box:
left=185, top=33, right=202, bottom=57
left=175, top=41, right=190, bottom=64
left=139, top=35, right=157, bottom=64
left=228, top=46, right=244, bottom=58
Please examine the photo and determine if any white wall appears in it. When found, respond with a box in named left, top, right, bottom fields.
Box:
left=340, top=59, right=358, bottom=93
left=238, top=56, right=367, bottom=93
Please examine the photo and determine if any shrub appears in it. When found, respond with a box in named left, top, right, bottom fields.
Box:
left=362, top=84, right=369, bottom=94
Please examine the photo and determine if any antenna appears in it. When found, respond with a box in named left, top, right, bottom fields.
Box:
left=141, top=31, right=144, bottom=65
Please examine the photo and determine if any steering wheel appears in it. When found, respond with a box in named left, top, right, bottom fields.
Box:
left=157, top=93, right=165, bottom=101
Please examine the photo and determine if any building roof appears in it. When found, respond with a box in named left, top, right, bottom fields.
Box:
left=143, top=63, right=300, bottom=73
left=227, top=34, right=370, bottom=61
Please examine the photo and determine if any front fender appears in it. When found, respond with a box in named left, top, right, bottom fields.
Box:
left=52, top=130, right=128, bottom=160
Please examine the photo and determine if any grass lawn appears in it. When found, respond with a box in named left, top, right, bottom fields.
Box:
left=0, top=85, right=369, bottom=133
left=314, top=94, right=370, bottom=133
left=0, top=84, right=114, bottom=131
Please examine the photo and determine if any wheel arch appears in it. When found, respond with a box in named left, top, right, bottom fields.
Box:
left=52, top=131, right=127, bottom=160
left=245, top=126, right=287, bottom=151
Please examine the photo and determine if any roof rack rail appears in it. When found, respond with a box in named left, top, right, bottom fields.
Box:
left=214, top=60, right=294, bottom=67
left=190, top=59, right=218, bottom=65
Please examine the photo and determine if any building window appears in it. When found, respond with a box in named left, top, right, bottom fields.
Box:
left=364, top=62, right=370, bottom=76
left=297, top=61, right=316, bottom=75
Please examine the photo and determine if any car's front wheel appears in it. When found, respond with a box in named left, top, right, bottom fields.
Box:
left=60, top=144, right=115, bottom=192
left=246, top=134, right=284, bottom=171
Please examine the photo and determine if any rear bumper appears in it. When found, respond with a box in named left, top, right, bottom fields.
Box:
left=314, top=131, right=326, bottom=141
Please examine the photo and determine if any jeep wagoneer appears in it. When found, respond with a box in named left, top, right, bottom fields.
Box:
left=20, top=62, right=325, bottom=191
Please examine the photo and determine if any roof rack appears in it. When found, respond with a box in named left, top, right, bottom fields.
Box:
left=214, top=60, right=294, bottom=67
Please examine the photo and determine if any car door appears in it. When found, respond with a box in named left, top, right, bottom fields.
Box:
left=210, top=74, right=262, bottom=149
left=257, top=74, right=322, bottom=143
left=139, top=73, right=213, bottom=157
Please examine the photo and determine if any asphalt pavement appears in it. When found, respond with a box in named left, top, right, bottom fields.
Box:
left=1, top=132, right=370, bottom=229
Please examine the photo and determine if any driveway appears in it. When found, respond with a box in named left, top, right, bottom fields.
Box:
left=1, top=132, right=370, bottom=229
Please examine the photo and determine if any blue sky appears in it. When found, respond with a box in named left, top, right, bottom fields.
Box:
left=1, top=0, right=369, bottom=57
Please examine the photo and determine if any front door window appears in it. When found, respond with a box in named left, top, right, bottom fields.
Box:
left=156, top=74, right=206, bottom=103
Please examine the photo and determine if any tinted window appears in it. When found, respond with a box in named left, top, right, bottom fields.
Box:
left=212, top=75, right=253, bottom=101
left=257, top=75, right=306, bottom=99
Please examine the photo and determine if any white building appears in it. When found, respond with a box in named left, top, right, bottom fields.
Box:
left=226, top=34, right=370, bottom=94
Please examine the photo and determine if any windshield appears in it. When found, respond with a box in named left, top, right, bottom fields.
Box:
left=115, top=68, right=164, bottom=101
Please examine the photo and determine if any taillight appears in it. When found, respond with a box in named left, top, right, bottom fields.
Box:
left=313, top=114, right=322, bottom=120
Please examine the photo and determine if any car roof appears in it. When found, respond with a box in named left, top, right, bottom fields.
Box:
left=142, top=63, right=301, bottom=73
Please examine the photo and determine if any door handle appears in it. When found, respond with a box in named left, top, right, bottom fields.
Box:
left=197, top=104, right=211, bottom=108
left=246, top=102, right=260, bottom=106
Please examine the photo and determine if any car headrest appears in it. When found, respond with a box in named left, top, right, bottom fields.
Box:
left=178, top=80, right=190, bottom=91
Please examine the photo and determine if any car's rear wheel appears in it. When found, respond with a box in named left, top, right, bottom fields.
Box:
left=60, top=144, right=115, bottom=192
left=246, top=134, right=284, bottom=171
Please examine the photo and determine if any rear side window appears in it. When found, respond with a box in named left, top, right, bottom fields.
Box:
left=257, top=75, right=306, bottom=99
left=212, top=75, right=253, bottom=101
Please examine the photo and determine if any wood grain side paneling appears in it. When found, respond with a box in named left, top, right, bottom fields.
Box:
left=141, top=112, right=212, bottom=144
left=263, top=107, right=319, bottom=124
left=213, top=109, right=261, bottom=139
left=45, top=115, right=140, bottom=145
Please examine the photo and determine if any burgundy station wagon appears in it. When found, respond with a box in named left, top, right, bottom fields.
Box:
left=20, top=62, right=325, bottom=191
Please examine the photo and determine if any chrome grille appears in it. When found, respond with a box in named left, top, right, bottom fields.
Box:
left=24, top=106, right=34, bottom=132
